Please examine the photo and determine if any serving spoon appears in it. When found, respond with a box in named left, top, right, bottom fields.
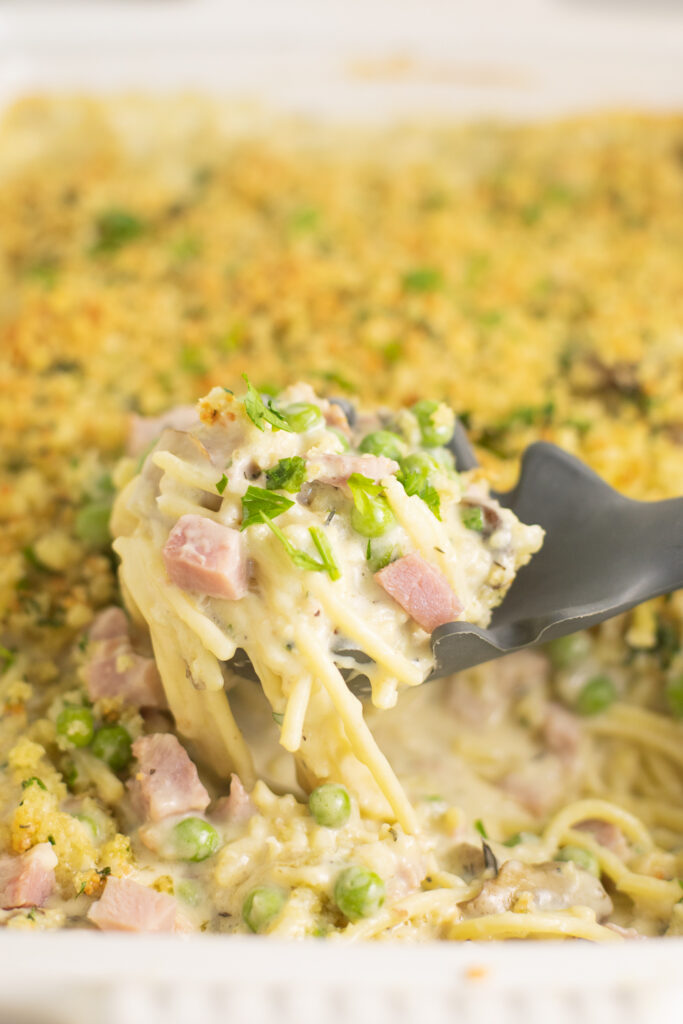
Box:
left=430, top=421, right=683, bottom=676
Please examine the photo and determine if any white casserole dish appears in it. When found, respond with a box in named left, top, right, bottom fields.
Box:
left=1, top=1, right=683, bottom=1020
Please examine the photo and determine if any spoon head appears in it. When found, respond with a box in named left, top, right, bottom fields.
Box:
left=432, top=441, right=680, bottom=676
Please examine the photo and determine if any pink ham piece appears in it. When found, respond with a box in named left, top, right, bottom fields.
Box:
left=309, top=453, right=398, bottom=488
left=127, top=405, right=199, bottom=458
left=85, top=608, right=165, bottom=709
left=128, top=734, right=210, bottom=822
left=88, top=606, right=128, bottom=642
left=87, top=876, right=178, bottom=933
left=375, top=553, right=463, bottom=632
left=575, top=819, right=630, bottom=859
left=86, top=639, right=164, bottom=708
left=541, top=703, right=582, bottom=761
left=0, top=843, right=57, bottom=909
left=163, top=514, right=248, bottom=600
left=212, top=774, right=255, bottom=825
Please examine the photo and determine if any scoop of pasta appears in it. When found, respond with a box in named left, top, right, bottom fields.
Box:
left=112, top=381, right=543, bottom=830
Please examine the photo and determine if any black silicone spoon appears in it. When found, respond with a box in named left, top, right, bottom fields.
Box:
left=430, top=423, right=683, bottom=676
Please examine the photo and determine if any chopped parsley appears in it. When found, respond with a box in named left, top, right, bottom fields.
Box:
left=0, top=645, right=15, bottom=673
left=92, top=208, right=144, bottom=254
left=474, top=818, right=488, bottom=839
left=216, top=474, right=228, bottom=495
left=402, top=266, right=443, bottom=293
left=240, top=486, right=294, bottom=530
left=309, top=526, right=341, bottom=581
left=419, top=482, right=441, bottom=519
left=262, top=515, right=341, bottom=580
left=265, top=456, right=306, bottom=493
left=22, top=777, right=47, bottom=791
left=242, top=375, right=293, bottom=433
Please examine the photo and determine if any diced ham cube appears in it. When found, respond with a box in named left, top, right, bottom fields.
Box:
left=87, top=876, right=178, bottom=933
left=212, top=774, right=255, bottom=825
left=541, top=703, right=582, bottom=761
left=84, top=607, right=165, bottom=709
left=374, top=553, right=463, bottom=632
left=575, top=819, right=630, bottom=859
left=127, top=405, right=199, bottom=458
left=85, top=637, right=165, bottom=709
left=128, top=734, right=210, bottom=822
left=0, top=843, right=57, bottom=909
left=309, top=453, right=398, bottom=488
left=88, top=606, right=129, bottom=642
left=163, top=514, right=248, bottom=600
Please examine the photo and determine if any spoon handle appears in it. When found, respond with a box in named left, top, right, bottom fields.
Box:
left=628, top=494, right=683, bottom=601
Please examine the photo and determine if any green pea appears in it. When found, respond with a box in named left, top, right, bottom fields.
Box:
left=427, top=446, right=456, bottom=472
left=281, top=402, right=323, bottom=433
left=575, top=675, right=617, bottom=716
left=176, top=880, right=203, bottom=907
left=546, top=632, right=591, bottom=669
left=56, top=706, right=95, bottom=748
left=334, top=865, right=385, bottom=921
left=91, top=724, right=132, bottom=772
left=309, top=784, right=351, bottom=829
left=75, top=502, right=112, bottom=548
left=242, top=885, right=287, bottom=933
left=412, top=400, right=455, bottom=447
left=172, top=817, right=220, bottom=862
left=461, top=506, right=484, bottom=532
left=348, top=473, right=394, bottom=539
left=359, top=430, right=403, bottom=461
left=397, top=453, right=436, bottom=496
left=666, top=675, right=683, bottom=718
left=555, top=845, right=600, bottom=877
left=351, top=500, right=393, bottom=538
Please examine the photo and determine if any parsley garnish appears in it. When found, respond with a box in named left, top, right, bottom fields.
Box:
left=402, top=266, right=443, bottom=293
left=0, top=645, right=15, bottom=673
left=474, top=818, right=488, bottom=839
left=263, top=515, right=321, bottom=571
left=262, top=515, right=341, bottom=580
left=22, top=777, right=47, bottom=791
left=242, top=375, right=292, bottom=433
left=240, top=486, right=294, bottom=530
left=92, top=208, right=144, bottom=254
left=216, top=473, right=228, bottom=495
left=372, top=547, right=396, bottom=572
left=272, top=712, right=285, bottom=726
left=265, top=456, right=306, bottom=493
left=419, top=482, right=441, bottom=519
left=309, top=527, right=341, bottom=581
